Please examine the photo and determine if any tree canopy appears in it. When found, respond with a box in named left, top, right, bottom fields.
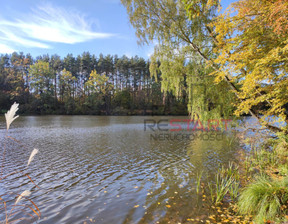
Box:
left=121, top=0, right=288, bottom=132
left=121, top=0, right=235, bottom=122
left=212, top=0, right=288, bottom=129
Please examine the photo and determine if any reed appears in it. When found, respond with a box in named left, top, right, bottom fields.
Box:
left=214, top=172, right=233, bottom=204
left=208, top=163, right=240, bottom=204
left=1, top=103, right=41, bottom=223
left=195, top=170, right=203, bottom=194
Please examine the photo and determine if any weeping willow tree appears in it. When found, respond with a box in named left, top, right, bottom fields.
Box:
left=121, top=0, right=235, bottom=122
left=150, top=44, right=235, bottom=121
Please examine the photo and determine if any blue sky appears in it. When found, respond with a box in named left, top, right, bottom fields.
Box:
left=0, top=0, right=235, bottom=59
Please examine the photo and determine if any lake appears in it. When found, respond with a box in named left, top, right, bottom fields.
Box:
left=0, top=116, right=241, bottom=223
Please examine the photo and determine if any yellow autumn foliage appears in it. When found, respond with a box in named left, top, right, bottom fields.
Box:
left=212, top=0, right=288, bottom=127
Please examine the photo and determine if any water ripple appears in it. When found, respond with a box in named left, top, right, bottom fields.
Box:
left=0, top=116, right=240, bottom=224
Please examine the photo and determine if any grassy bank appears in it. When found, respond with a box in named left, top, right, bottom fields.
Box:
left=191, top=131, right=288, bottom=224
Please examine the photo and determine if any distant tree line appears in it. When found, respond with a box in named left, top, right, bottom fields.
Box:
left=0, top=52, right=187, bottom=115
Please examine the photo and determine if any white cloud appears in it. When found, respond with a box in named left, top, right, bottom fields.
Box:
left=0, top=3, right=115, bottom=51
left=0, top=27, right=50, bottom=48
left=0, top=44, right=16, bottom=54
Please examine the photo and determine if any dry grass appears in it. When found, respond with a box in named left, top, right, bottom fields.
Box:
left=1, top=103, right=41, bottom=223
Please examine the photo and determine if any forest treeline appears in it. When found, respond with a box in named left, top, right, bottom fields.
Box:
left=0, top=52, right=187, bottom=115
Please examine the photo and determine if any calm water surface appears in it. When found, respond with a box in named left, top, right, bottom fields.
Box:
left=0, top=116, right=241, bottom=223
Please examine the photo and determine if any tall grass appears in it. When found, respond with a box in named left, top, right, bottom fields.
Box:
left=238, top=175, right=288, bottom=224
left=1, top=103, right=41, bottom=223
left=196, top=170, right=203, bottom=194
left=214, top=172, right=234, bottom=204
left=237, top=131, right=288, bottom=223
left=252, top=147, right=279, bottom=170
left=208, top=162, right=240, bottom=204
